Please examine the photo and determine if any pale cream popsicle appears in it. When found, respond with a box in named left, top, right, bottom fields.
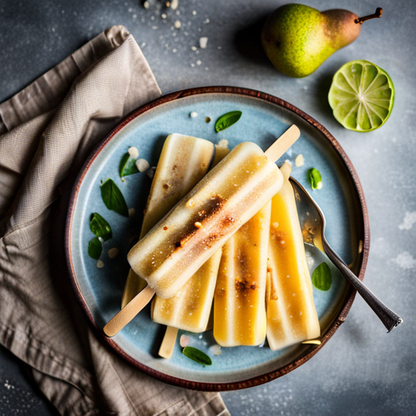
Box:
left=266, top=162, right=320, bottom=350
left=121, top=133, right=215, bottom=308
left=127, top=141, right=284, bottom=300
left=151, top=141, right=230, bottom=336
left=213, top=201, right=271, bottom=346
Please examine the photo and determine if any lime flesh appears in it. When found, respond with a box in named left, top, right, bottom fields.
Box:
left=328, top=60, right=395, bottom=132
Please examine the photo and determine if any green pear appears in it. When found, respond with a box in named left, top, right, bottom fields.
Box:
left=261, top=4, right=382, bottom=78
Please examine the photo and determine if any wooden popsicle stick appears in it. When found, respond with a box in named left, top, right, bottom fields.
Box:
left=103, top=285, right=155, bottom=338
left=158, top=326, right=179, bottom=359
left=265, top=125, right=300, bottom=162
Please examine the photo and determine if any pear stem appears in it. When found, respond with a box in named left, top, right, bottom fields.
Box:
left=355, top=7, right=383, bottom=24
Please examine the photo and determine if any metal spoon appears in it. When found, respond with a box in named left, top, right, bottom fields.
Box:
left=289, top=177, right=403, bottom=332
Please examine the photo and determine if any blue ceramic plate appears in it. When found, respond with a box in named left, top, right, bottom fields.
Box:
left=66, top=87, right=369, bottom=390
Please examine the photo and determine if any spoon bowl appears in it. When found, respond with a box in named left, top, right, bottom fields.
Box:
left=289, top=177, right=403, bottom=332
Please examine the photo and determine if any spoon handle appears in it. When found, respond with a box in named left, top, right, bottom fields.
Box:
left=322, top=240, right=403, bottom=332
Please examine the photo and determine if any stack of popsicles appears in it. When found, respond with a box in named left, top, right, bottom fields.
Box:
left=108, top=128, right=320, bottom=354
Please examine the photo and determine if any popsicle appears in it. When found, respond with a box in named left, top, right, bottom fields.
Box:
left=266, top=161, right=320, bottom=351
left=213, top=201, right=271, bottom=346
left=121, top=133, right=215, bottom=308
left=151, top=141, right=230, bottom=335
left=103, top=125, right=300, bottom=337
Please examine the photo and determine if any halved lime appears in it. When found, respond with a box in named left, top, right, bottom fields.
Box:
left=328, top=60, right=395, bottom=132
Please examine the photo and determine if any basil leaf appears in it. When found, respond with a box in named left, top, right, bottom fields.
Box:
left=101, top=179, right=129, bottom=217
left=312, top=262, right=332, bottom=291
left=119, top=152, right=139, bottom=178
left=215, top=110, right=242, bottom=132
left=308, top=168, right=323, bottom=190
left=88, top=237, right=102, bottom=260
left=89, top=213, right=112, bottom=241
left=182, top=346, right=212, bottom=366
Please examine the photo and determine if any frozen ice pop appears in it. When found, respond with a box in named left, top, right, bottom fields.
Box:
left=266, top=161, right=320, bottom=350
left=104, top=125, right=300, bottom=337
left=213, top=201, right=271, bottom=346
left=127, top=141, right=283, bottom=300
left=121, top=133, right=215, bottom=308
left=151, top=141, right=230, bottom=334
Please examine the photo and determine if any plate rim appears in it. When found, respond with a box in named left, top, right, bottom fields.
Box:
left=65, top=85, right=370, bottom=391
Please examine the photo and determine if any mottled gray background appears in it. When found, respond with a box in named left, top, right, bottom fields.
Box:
left=0, top=0, right=415, bottom=415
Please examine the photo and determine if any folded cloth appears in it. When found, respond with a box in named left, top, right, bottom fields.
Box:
left=0, top=26, right=230, bottom=416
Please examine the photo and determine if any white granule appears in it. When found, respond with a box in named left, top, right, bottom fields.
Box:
left=174, top=20, right=181, bottom=29
left=295, top=154, right=304, bottom=167
left=190, top=111, right=198, bottom=118
left=128, top=146, right=139, bottom=159
left=199, top=37, right=208, bottom=48
left=136, top=159, right=150, bottom=172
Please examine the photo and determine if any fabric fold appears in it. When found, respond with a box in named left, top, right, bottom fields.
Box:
left=0, top=25, right=229, bottom=416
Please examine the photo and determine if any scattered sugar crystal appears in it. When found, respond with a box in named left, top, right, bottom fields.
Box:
left=174, top=20, right=181, bottom=29
left=295, top=154, right=304, bottom=167
left=190, top=111, right=198, bottom=118
left=192, top=10, right=197, bottom=15
left=209, top=344, right=222, bottom=356
left=128, top=146, right=139, bottom=159
left=199, top=37, right=208, bottom=48
left=196, top=60, right=202, bottom=65
left=143, top=1, right=149, bottom=9
left=171, top=0, right=178, bottom=10
left=161, top=13, right=167, bottom=19
left=136, top=158, right=150, bottom=172
left=180, top=334, right=190, bottom=347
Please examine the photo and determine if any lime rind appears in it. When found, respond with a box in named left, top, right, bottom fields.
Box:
left=328, top=60, right=395, bottom=132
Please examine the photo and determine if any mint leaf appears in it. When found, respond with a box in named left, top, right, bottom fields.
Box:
left=215, top=111, right=242, bottom=132
left=312, top=262, right=332, bottom=291
left=89, top=213, right=112, bottom=241
left=88, top=237, right=102, bottom=260
left=182, top=346, right=212, bottom=366
left=101, top=179, right=129, bottom=217
left=308, top=168, right=323, bottom=190
left=119, top=152, right=139, bottom=178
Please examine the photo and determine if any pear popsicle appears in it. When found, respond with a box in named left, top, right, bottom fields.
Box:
left=104, top=125, right=300, bottom=337
left=151, top=141, right=230, bottom=337
left=266, top=161, right=320, bottom=350
left=213, top=201, right=271, bottom=346
left=121, top=133, right=215, bottom=308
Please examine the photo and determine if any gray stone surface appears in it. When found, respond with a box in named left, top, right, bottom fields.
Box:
left=1, top=0, right=415, bottom=415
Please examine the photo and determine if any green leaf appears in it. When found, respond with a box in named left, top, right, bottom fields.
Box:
left=119, top=152, right=139, bottom=178
left=312, top=262, right=332, bottom=291
left=182, top=346, right=212, bottom=366
left=215, top=111, right=242, bottom=132
left=101, top=179, right=129, bottom=217
left=88, top=237, right=102, bottom=260
left=89, top=213, right=112, bottom=241
left=308, top=168, right=323, bottom=190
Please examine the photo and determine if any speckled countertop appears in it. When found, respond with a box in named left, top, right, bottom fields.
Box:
left=1, top=1, right=415, bottom=415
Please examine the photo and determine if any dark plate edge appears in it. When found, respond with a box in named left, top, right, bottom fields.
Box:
left=65, top=85, right=370, bottom=391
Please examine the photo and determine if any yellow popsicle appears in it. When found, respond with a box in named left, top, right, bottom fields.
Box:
left=213, top=201, right=271, bottom=346
left=266, top=162, right=320, bottom=351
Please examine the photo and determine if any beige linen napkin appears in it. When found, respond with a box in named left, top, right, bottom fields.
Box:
left=0, top=25, right=230, bottom=416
